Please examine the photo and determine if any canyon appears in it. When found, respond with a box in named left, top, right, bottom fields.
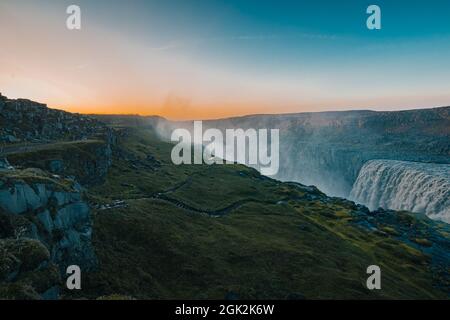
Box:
left=137, top=107, right=450, bottom=222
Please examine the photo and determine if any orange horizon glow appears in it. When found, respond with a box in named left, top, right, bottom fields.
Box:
left=24, top=93, right=449, bottom=121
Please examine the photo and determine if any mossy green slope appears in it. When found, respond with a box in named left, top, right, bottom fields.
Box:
left=72, top=127, right=449, bottom=299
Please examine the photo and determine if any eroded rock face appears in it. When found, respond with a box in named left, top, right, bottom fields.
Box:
left=0, top=170, right=97, bottom=299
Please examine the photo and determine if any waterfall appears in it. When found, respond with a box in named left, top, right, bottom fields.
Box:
left=350, top=160, right=450, bottom=223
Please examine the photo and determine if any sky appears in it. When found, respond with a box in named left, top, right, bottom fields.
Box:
left=1, top=0, right=450, bottom=120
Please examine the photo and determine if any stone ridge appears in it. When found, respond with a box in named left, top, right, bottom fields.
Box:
left=0, top=93, right=110, bottom=144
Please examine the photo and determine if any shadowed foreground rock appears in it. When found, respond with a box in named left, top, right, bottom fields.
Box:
left=0, top=168, right=96, bottom=299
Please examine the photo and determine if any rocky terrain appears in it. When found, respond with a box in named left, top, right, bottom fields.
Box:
left=0, top=93, right=110, bottom=144
left=0, top=93, right=116, bottom=185
left=0, top=169, right=96, bottom=299
left=0, top=95, right=449, bottom=299
left=0, top=94, right=115, bottom=299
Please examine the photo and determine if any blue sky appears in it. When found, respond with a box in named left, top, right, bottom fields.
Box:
left=1, top=0, right=450, bottom=119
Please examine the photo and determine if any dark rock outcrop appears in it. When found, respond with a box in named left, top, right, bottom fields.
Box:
left=6, top=140, right=114, bottom=186
left=0, top=93, right=109, bottom=144
left=0, top=93, right=117, bottom=186
left=0, top=169, right=96, bottom=299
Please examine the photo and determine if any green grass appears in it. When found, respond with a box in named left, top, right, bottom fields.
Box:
left=64, top=127, right=449, bottom=300
left=0, top=168, right=76, bottom=192
left=7, top=140, right=109, bottom=185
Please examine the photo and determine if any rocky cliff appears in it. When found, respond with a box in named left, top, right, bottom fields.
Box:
left=0, top=92, right=109, bottom=144
left=0, top=93, right=116, bottom=186
left=0, top=93, right=118, bottom=299
left=0, top=166, right=97, bottom=299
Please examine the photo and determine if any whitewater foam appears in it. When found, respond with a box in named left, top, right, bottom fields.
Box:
left=350, top=160, right=450, bottom=223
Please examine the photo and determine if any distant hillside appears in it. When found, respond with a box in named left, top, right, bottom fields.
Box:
left=196, top=108, right=450, bottom=211
left=95, top=107, right=450, bottom=196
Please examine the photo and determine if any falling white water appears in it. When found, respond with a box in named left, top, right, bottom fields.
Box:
left=350, top=160, right=450, bottom=223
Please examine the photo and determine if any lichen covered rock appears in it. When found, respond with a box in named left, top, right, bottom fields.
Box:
left=0, top=169, right=96, bottom=299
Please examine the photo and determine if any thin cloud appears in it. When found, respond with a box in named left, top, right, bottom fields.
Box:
left=147, top=41, right=184, bottom=51
left=229, top=33, right=339, bottom=41
left=147, top=32, right=339, bottom=52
